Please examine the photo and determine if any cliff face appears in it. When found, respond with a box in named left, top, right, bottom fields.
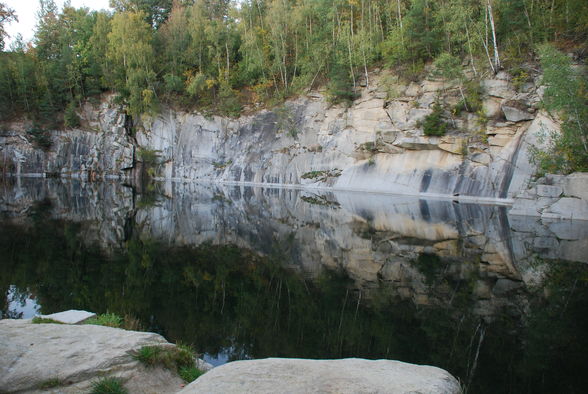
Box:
left=0, top=69, right=563, bottom=202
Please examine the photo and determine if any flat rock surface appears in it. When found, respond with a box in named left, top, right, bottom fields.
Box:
left=39, top=309, right=96, bottom=324
left=179, top=358, right=461, bottom=394
left=0, top=319, right=184, bottom=393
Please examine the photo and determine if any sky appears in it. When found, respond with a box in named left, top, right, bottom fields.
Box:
left=4, top=0, right=112, bottom=46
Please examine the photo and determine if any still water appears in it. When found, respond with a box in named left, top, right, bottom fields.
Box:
left=2, top=178, right=588, bottom=393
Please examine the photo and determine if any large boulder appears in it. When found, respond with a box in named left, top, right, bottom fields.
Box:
left=0, top=319, right=184, bottom=393
left=179, top=358, right=461, bottom=394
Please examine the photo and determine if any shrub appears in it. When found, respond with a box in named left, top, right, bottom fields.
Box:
left=218, top=82, right=242, bottom=117
left=423, top=102, right=447, bottom=136
left=85, top=313, right=123, bottom=328
left=27, top=125, right=52, bottom=151
left=89, top=377, right=128, bottom=394
left=64, top=101, right=80, bottom=128
left=327, top=59, right=357, bottom=105
left=453, top=80, right=483, bottom=115
left=531, top=44, right=588, bottom=174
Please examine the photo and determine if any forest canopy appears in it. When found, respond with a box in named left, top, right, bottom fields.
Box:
left=0, top=0, right=586, bottom=122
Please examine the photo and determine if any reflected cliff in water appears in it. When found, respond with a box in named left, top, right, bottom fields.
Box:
left=1, top=179, right=588, bottom=394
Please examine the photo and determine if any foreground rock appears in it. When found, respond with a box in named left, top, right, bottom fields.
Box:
left=179, top=358, right=461, bottom=394
left=0, top=319, right=184, bottom=393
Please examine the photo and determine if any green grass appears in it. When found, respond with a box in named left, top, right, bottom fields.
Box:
left=84, top=313, right=123, bottom=328
left=178, top=366, right=205, bottom=383
left=31, top=317, right=63, bottom=324
left=89, top=377, right=128, bottom=394
left=38, top=378, right=62, bottom=389
left=131, top=344, right=204, bottom=383
left=83, top=313, right=142, bottom=330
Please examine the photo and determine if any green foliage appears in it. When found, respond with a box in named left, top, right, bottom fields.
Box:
left=218, top=82, right=241, bottom=117
left=27, top=125, right=52, bottom=151
left=327, top=58, right=357, bottom=105
left=85, top=313, right=123, bottom=328
left=1, top=0, right=587, bottom=120
left=89, top=377, right=128, bottom=394
left=64, top=101, right=81, bottom=128
left=531, top=44, right=588, bottom=174
left=32, top=317, right=63, bottom=324
left=132, top=344, right=197, bottom=381
left=38, top=378, right=62, bottom=389
left=454, top=80, right=483, bottom=115
left=433, top=52, right=462, bottom=82
left=178, top=366, right=204, bottom=383
left=423, top=102, right=447, bottom=136
left=137, top=148, right=159, bottom=166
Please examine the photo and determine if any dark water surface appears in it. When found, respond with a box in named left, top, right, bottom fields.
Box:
left=2, top=178, right=588, bottom=393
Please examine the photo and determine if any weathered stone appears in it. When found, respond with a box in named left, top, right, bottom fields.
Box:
left=488, top=126, right=517, bottom=135
left=509, top=196, right=558, bottom=217
left=488, top=135, right=512, bottom=147
left=408, top=107, right=432, bottom=124
left=502, top=101, right=534, bottom=122
left=482, top=97, right=503, bottom=118
left=40, top=310, right=96, bottom=324
left=405, top=82, right=421, bottom=96
left=394, top=137, right=439, bottom=150
left=482, top=79, right=514, bottom=98
left=536, top=185, right=562, bottom=198
left=0, top=319, right=184, bottom=393
left=354, top=98, right=385, bottom=110
left=563, top=172, right=588, bottom=200
left=418, top=92, right=437, bottom=108
left=493, top=279, right=524, bottom=295
left=438, top=136, right=466, bottom=155
left=179, top=358, right=461, bottom=394
left=470, top=152, right=491, bottom=165
left=422, top=80, right=446, bottom=92
left=542, top=197, right=588, bottom=220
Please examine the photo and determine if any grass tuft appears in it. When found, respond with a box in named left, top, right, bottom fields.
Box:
left=32, top=317, right=63, bottom=324
left=85, top=313, right=123, bottom=328
left=38, top=378, right=62, bottom=389
left=131, top=344, right=204, bottom=383
left=83, top=313, right=143, bottom=331
left=89, top=377, right=128, bottom=394
left=178, top=366, right=205, bottom=383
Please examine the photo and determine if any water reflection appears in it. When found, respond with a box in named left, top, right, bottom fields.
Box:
left=1, top=179, right=588, bottom=393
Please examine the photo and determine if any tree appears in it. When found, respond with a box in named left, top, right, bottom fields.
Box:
left=532, top=44, right=588, bottom=174
left=109, top=0, right=172, bottom=28
left=107, top=11, right=157, bottom=115
left=0, top=2, right=17, bottom=50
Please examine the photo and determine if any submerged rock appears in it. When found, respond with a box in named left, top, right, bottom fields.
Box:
left=0, top=319, right=184, bottom=393
left=179, top=358, right=461, bottom=394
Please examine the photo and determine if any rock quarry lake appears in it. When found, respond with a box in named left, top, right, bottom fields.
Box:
left=2, top=178, right=588, bottom=393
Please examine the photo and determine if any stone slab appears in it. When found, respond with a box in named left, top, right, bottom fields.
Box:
left=40, top=310, right=96, bottom=324
left=179, top=358, right=461, bottom=394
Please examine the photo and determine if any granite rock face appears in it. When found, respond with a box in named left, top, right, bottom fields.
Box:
left=0, top=71, right=554, bottom=202
left=0, top=319, right=184, bottom=393
left=179, top=358, right=461, bottom=394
